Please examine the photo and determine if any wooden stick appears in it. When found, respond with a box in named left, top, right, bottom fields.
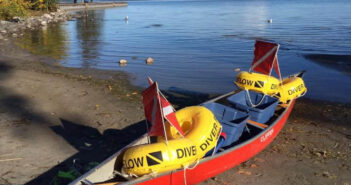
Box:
left=0, top=158, right=23, bottom=162
left=247, top=119, right=268, bottom=129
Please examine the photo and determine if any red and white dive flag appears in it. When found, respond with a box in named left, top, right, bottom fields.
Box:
left=250, top=40, right=281, bottom=79
left=142, top=77, right=185, bottom=137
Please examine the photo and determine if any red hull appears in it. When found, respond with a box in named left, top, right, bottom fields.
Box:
left=135, top=100, right=295, bottom=185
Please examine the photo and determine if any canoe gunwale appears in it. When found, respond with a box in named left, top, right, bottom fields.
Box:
left=69, top=90, right=295, bottom=185
left=123, top=97, right=294, bottom=185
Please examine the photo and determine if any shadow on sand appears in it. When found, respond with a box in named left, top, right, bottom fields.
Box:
left=25, top=119, right=146, bottom=185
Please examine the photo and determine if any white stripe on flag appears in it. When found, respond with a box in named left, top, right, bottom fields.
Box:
left=162, top=105, right=173, bottom=116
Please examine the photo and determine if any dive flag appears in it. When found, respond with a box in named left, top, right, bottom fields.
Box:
left=251, top=40, right=281, bottom=78
left=142, top=82, right=164, bottom=136
left=143, top=77, right=185, bottom=137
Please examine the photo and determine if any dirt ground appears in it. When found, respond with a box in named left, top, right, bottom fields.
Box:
left=0, top=39, right=350, bottom=185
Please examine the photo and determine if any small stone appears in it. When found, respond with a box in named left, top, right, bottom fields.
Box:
left=43, top=14, right=52, bottom=19
left=12, top=16, right=21, bottom=22
left=84, top=142, right=92, bottom=147
left=146, top=57, right=154, bottom=64
left=41, top=21, right=47, bottom=26
left=119, top=59, right=127, bottom=64
left=0, top=34, right=3, bottom=40
left=12, top=33, right=17, bottom=37
left=1, top=30, right=7, bottom=34
left=314, top=152, right=322, bottom=157
left=0, top=20, right=9, bottom=25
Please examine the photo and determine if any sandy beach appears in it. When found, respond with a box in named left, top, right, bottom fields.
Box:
left=0, top=36, right=350, bottom=185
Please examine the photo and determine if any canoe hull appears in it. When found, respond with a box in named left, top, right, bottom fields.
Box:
left=133, top=101, right=295, bottom=185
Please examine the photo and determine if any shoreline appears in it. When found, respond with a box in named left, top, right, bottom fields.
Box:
left=0, top=13, right=350, bottom=185
left=0, top=2, right=127, bottom=41
left=0, top=37, right=350, bottom=184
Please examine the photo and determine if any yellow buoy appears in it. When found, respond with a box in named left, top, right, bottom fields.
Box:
left=122, top=106, right=221, bottom=176
left=235, top=71, right=280, bottom=95
left=274, top=77, right=307, bottom=103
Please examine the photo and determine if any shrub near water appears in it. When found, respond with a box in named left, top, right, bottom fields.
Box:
left=31, top=0, right=57, bottom=11
left=0, top=0, right=57, bottom=20
left=0, top=0, right=30, bottom=20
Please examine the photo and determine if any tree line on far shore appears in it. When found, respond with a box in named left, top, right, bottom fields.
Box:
left=0, top=0, right=57, bottom=20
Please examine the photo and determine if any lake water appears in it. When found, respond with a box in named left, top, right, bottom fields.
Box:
left=18, top=0, right=351, bottom=102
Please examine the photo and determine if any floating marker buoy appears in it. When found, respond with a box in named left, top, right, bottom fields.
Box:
left=125, top=16, right=129, bottom=21
left=267, top=18, right=273, bottom=23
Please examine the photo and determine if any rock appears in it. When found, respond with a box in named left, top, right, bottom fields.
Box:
left=12, top=16, right=21, bottom=22
left=0, top=20, right=9, bottom=25
left=119, top=59, right=127, bottom=64
left=43, top=14, right=52, bottom=20
left=146, top=57, right=154, bottom=64
left=0, top=34, right=3, bottom=40
left=12, top=33, right=17, bottom=37
left=322, top=171, right=334, bottom=178
left=0, top=30, right=6, bottom=34
left=41, top=21, right=47, bottom=26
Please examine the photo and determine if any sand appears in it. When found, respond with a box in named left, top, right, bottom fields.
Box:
left=0, top=38, right=350, bottom=185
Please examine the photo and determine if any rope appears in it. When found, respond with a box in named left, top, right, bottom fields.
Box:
left=245, top=90, right=266, bottom=108
left=183, top=160, right=200, bottom=185
left=211, top=126, right=223, bottom=156
left=182, top=126, right=223, bottom=185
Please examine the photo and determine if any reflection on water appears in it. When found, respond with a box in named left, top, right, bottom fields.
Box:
left=16, top=23, right=68, bottom=60
left=76, top=11, right=104, bottom=68
left=304, top=54, right=351, bottom=76
left=15, top=0, right=351, bottom=103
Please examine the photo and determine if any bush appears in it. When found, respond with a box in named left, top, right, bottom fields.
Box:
left=0, top=0, right=30, bottom=20
left=0, top=0, right=57, bottom=20
left=31, top=0, right=57, bottom=11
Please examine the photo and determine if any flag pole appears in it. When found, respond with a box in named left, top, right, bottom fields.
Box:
left=159, top=92, right=185, bottom=138
left=156, top=83, right=169, bottom=145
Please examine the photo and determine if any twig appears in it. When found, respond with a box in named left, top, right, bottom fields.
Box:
left=0, top=158, right=23, bottom=162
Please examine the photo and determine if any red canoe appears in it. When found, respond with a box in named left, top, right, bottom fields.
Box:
left=69, top=88, right=297, bottom=185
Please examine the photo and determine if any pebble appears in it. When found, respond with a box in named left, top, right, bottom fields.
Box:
left=146, top=57, right=154, bottom=64
left=43, top=14, right=53, bottom=20
left=0, top=34, right=3, bottom=40
left=12, top=16, right=21, bottom=22
left=0, top=20, right=8, bottom=25
left=41, top=21, right=47, bottom=26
